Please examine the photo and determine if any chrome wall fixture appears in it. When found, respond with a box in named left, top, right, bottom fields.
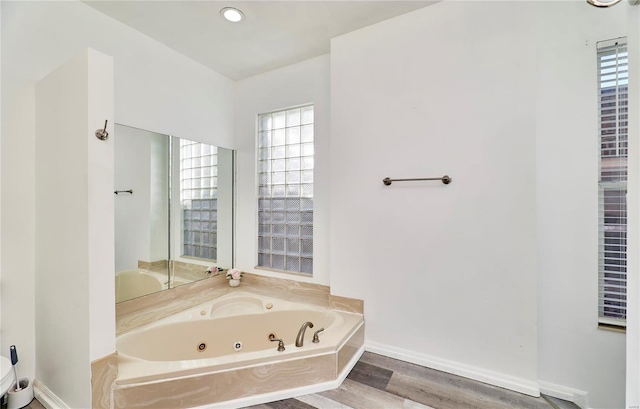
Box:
left=587, top=0, right=640, bottom=5
left=383, top=175, right=452, bottom=186
left=95, top=119, right=109, bottom=140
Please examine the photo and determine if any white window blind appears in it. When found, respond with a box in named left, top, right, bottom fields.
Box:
left=597, top=38, right=628, bottom=326
left=180, top=139, right=218, bottom=260
left=257, top=105, right=314, bottom=274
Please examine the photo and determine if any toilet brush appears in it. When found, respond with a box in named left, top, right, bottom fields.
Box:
left=9, top=346, right=21, bottom=392
left=6, top=344, right=33, bottom=409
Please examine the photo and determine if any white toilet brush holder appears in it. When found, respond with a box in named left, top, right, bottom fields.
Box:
left=7, top=379, right=33, bottom=409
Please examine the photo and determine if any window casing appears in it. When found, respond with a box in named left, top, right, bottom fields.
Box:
left=257, top=105, right=314, bottom=274
left=597, top=38, right=628, bottom=327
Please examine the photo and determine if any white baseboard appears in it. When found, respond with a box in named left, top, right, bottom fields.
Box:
left=33, top=379, right=70, bottom=409
left=194, top=345, right=365, bottom=409
left=538, top=380, right=588, bottom=409
left=365, top=341, right=540, bottom=397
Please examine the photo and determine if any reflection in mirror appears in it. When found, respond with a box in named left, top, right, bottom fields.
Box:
left=170, top=137, right=235, bottom=288
left=114, top=125, right=169, bottom=302
left=114, top=124, right=234, bottom=303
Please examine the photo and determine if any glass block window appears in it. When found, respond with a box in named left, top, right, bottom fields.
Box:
left=180, top=139, right=218, bottom=260
left=597, top=38, right=628, bottom=327
left=257, top=105, right=314, bottom=274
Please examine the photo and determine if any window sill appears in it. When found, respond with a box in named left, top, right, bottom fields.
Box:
left=254, top=265, right=312, bottom=278
left=176, top=255, right=217, bottom=265
left=598, top=322, right=626, bottom=334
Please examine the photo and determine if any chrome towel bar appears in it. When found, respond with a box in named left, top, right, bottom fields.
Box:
left=383, top=176, right=452, bottom=186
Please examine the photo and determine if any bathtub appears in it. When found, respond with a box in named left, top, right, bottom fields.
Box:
left=115, top=270, right=164, bottom=303
left=115, top=270, right=191, bottom=303
left=114, top=292, right=364, bottom=408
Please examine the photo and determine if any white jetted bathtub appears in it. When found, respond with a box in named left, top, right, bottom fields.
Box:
left=116, top=292, right=364, bottom=388
left=115, top=270, right=191, bottom=303
left=115, top=270, right=164, bottom=303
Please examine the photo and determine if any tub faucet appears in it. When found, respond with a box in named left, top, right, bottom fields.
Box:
left=269, top=334, right=285, bottom=352
left=312, top=328, right=325, bottom=343
left=295, top=321, right=314, bottom=347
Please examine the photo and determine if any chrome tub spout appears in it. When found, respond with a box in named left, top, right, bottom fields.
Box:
left=295, top=321, right=314, bottom=347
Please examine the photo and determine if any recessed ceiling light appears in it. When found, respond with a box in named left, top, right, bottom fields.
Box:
left=220, top=7, right=244, bottom=23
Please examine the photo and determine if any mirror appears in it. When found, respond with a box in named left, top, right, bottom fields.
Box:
left=114, top=124, right=235, bottom=303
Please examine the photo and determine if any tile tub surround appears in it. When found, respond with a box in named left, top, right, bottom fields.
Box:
left=116, top=271, right=363, bottom=335
left=329, top=294, right=364, bottom=314
left=91, top=352, right=118, bottom=409
left=113, top=293, right=365, bottom=409
left=114, top=346, right=365, bottom=409
left=337, top=322, right=365, bottom=375
left=172, top=260, right=217, bottom=282
left=136, top=259, right=217, bottom=283
left=137, top=259, right=168, bottom=273
left=115, top=354, right=335, bottom=408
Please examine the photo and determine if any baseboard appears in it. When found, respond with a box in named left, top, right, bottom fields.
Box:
left=192, top=345, right=365, bottom=409
left=33, top=379, right=71, bottom=409
left=538, top=380, right=588, bottom=409
left=365, top=341, right=540, bottom=397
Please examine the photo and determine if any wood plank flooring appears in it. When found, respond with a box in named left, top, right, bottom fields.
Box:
left=24, top=398, right=45, bottom=409
left=246, top=352, right=581, bottom=409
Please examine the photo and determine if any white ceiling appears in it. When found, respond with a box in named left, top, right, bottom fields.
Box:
left=84, top=1, right=436, bottom=80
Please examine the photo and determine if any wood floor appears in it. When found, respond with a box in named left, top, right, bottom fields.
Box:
left=23, top=352, right=579, bottom=409
left=24, top=397, right=45, bottom=409
left=246, top=352, right=581, bottom=409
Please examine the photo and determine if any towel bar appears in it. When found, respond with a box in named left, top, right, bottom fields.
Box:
left=382, top=176, right=452, bottom=186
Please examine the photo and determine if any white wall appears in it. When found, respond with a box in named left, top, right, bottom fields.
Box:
left=87, top=49, right=117, bottom=364
left=0, top=75, right=36, bottom=381
left=328, top=1, right=628, bottom=407
left=1, top=1, right=36, bottom=383
left=330, top=1, right=539, bottom=394
left=536, top=3, right=626, bottom=408
left=1, top=0, right=234, bottom=387
left=235, top=55, right=331, bottom=285
left=627, top=2, right=640, bottom=408
left=35, top=48, right=113, bottom=408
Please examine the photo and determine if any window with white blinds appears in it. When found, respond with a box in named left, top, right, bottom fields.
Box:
left=257, top=105, right=314, bottom=274
left=597, top=38, right=628, bottom=327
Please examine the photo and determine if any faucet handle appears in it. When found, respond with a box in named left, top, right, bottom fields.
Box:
left=269, top=334, right=285, bottom=351
left=312, top=328, right=325, bottom=343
